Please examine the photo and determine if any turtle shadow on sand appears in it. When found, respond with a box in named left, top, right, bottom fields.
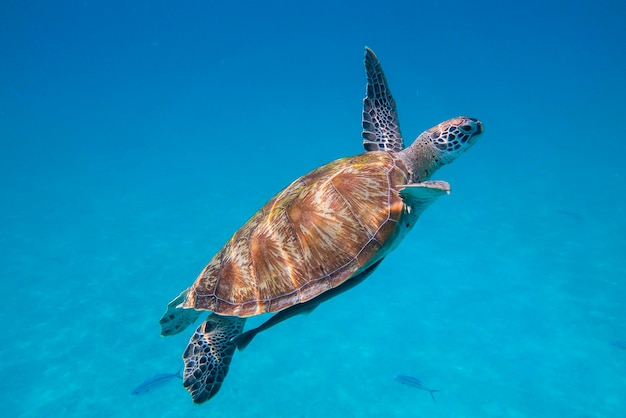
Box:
left=158, top=47, right=484, bottom=404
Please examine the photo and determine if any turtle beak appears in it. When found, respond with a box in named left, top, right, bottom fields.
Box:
left=473, top=119, right=483, bottom=135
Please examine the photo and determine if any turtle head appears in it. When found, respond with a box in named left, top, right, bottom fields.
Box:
left=400, top=116, right=483, bottom=182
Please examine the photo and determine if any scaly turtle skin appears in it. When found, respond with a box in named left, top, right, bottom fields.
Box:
left=159, top=47, right=483, bottom=404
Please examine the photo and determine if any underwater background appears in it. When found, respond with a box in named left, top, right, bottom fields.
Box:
left=1, top=0, right=625, bottom=416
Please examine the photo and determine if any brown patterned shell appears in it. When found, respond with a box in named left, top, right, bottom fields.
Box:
left=184, top=151, right=410, bottom=317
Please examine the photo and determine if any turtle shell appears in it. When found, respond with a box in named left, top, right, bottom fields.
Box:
left=184, top=151, right=410, bottom=317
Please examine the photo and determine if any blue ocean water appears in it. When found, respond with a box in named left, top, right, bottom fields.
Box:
left=1, top=0, right=625, bottom=416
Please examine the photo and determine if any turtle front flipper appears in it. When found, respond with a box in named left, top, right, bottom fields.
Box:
left=182, top=313, right=246, bottom=404
left=159, top=288, right=202, bottom=336
left=362, top=47, right=404, bottom=152
left=399, top=180, right=451, bottom=226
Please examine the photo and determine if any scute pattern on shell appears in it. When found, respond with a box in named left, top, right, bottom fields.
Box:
left=184, top=151, right=409, bottom=317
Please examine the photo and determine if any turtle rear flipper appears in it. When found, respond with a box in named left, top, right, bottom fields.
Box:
left=160, top=288, right=202, bottom=336
left=182, top=314, right=246, bottom=403
left=233, top=258, right=384, bottom=351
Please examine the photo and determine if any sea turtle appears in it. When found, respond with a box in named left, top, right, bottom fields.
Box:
left=159, top=47, right=483, bottom=404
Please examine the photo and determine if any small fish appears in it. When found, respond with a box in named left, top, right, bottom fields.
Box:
left=611, top=340, right=626, bottom=350
left=393, top=374, right=441, bottom=402
left=131, top=368, right=183, bottom=395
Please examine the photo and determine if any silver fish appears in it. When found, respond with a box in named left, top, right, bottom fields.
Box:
left=393, top=374, right=440, bottom=402
left=131, top=368, right=182, bottom=395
